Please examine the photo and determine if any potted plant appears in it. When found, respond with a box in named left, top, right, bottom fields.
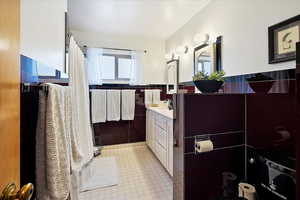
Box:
left=246, top=73, right=275, bottom=93
left=193, top=71, right=226, bottom=93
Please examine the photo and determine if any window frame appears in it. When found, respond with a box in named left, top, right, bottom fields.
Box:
left=102, top=53, right=132, bottom=81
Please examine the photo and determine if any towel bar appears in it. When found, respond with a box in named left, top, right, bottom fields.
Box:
left=21, top=83, right=49, bottom=94
left=184, top=144, right=245, bottom=155
left=140, top=89, right=162, bottom=92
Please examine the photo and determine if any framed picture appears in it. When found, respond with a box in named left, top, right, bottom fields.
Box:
left=269, top=15, right=300, bottom=64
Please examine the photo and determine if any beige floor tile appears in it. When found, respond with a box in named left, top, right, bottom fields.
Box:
left=80, top=144, right=173, bottom=200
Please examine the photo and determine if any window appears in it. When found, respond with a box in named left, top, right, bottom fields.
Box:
left=102, top=55, right=116, bottom=79
left=101, top=53, right=132, bottom=81
left=118, top=58, right=132, bottom=79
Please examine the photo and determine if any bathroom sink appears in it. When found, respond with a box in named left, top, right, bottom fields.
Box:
left=155, top=106, right=170, bottom=110
left=147, top=106, right=173, bottom=119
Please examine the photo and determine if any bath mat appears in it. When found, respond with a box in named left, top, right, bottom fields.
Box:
left=80, top=157, right=119, bottom=192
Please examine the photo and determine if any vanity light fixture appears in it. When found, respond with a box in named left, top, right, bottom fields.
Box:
left=193, top=33, right=210, bottom=45
left=165, top=53, right=175, bottom=60
left=174, top=54, right=180, bottom=59
left=175, top=45, right=189, bottom=54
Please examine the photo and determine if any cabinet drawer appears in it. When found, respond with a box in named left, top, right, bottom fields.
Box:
left=156, top=127, right=167, bottom=149
left=155, top=114, right=167, bottom=130
left=156, top=142, right=167, bottom=167
left=154, top=114, right=160, bottom=126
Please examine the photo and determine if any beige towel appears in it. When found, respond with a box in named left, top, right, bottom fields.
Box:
left=121, top=90, right=136, bottom=120
left=36, top=84, right=71, bottom=200
left=107, top=90, right=121, bottom=121
left=144, top=90, right=153, bottom=106
left=152, top=89, right=161, bottom=105
left=91, top=89, right=107, bottom=123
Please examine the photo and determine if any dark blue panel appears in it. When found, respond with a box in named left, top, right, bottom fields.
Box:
left=21, top=54, right=68, bottom=83
left=21, top=55, right=39, bottom=83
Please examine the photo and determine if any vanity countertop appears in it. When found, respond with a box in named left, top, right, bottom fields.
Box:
left=147, top=106, right=174, bottom=119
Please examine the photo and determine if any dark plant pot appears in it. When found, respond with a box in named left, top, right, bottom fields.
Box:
left=248, top=81, right=275, bottom=93
left=193, top=80, right=224, bottom=93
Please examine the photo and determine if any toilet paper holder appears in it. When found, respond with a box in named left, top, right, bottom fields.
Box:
left=194, top=135, right=212, bottom=154
left=191, top=134, right=245, bottom=155
left=195, top=135, right=211, bottom=142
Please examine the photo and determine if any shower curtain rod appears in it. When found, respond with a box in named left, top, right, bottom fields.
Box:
left=82, top=45, right=147, bottom=53
left=67, top=33, right=147, bottom=53
left=101, top=47, right=133, bottom=52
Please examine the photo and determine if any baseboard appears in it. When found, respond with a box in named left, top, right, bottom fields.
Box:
left=102, top=142, right=146, bottom=150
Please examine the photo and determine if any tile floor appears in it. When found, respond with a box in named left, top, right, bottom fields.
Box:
left=80, top=143, right=173, bottom=200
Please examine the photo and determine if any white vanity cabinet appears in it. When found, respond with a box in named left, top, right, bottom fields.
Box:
left=167, top=118, right=173, bottom=176
left=146, top=110, right=155, bottom=150
left=146, top=108, right=173, bottom=176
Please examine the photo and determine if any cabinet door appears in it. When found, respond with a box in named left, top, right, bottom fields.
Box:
left=146, top=110, right=150, bottom=146
left=0, top=0, right=20, bottom=190
left=146, top=110, right=154, bottom=150
left=157, top=127, right=167, bottom=149
left=150, top=111, right=155, bottom=150
left=167, top=119, right=174, bottom=176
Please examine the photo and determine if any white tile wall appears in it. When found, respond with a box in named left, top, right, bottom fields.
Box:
left=80, top=144, right=173, bottom=200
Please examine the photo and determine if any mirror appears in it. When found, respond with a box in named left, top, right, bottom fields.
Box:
left=194, top=44, right=215, bottom=75
left=166, top=59, right=179, bottom=94
left=193, top=36, right=222, bottom=75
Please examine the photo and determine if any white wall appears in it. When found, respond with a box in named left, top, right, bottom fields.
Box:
left=21, top=0, right=67, bottom=72
left=166, top=0, right=300, bottom=82
left=71, top=30, right=166, bottom=84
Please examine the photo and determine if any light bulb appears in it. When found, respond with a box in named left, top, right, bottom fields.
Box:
left=176, top=45, right=188, bottom=54
left=193, top=33, right=210, bottom=45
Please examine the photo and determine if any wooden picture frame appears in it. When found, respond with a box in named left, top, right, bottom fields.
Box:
left=269, top=15, right=300, bottom=64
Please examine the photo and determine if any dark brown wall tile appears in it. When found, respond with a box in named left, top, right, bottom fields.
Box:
left=184, top=94, right=245, bottom=137
left=128, top=116, right=146, bottom=143
left=247, top=94, right=297, bottom=163
left=184, top=146, right=245, bottom=200
left=93, top=121, right=129, bottom=145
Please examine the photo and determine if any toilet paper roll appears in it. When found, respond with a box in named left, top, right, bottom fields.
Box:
left=238, top=183, right=256, bottom=200
left=195, top=140, right=213, bottom=153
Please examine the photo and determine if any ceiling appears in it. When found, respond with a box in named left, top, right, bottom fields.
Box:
left=69, top=0, right=211, bottom=39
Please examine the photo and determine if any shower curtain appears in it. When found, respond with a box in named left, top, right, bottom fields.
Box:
left=69, top=37, right=94, bottom=167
